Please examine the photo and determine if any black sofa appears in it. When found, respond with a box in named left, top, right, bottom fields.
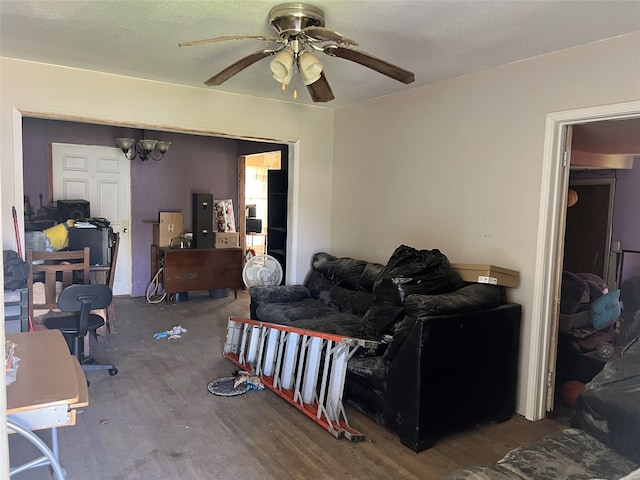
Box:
left=441, top=337, right=640, bottom=479
left=249, top=246, right=522, bottom=451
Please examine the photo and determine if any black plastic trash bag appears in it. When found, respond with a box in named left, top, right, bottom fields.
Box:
left=373, top=245, right=464, bottom=306
left=572, top=338, right=640, bottom=464
left=3, top=250, right=29, bottom=290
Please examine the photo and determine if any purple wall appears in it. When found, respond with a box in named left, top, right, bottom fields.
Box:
left=22, top=117, right=281, bottom=297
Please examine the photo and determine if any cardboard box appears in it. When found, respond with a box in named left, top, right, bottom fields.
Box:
left=153, top=212, right=183, bottom=247
left=213, top=232, right=239, bottom=249
left=451, top=263, right=520, bottom=288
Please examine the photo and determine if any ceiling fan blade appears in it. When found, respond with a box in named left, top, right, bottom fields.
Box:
left=301, top=26, right=358, bottom=46
left=306, top=72, right=335, bottom=103
left=204, top=50, right=273, bottom=86
left=324, top=45, right=415, bottom=84
left=179, top=35, right=281, bottom=47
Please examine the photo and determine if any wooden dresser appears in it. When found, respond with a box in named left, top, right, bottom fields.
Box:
left=151, top=245, right=243, bottom=300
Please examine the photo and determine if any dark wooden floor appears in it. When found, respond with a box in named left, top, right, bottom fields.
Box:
left=9, top=291, right=563, bottom=479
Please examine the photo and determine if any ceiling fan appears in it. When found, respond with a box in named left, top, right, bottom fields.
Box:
left=179, top=2, right=415, bottom=103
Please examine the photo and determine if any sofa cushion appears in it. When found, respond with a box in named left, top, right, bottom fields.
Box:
left=255, top=298, right=335, bottom=325
left=497, top=428, right=637, bottom=480
left=361, top=304, right=406, bottom=338
left=249, top=285, right=310, bottom=305
left=305, top=271, right=336, bottom=300
left=291, top=312, right=371, bottom=338
left=404, top=283, right=502, bottom=317
left=311, top=252, right=369, bottom=290
left=359, top=262, right=384, bottom=292
left=304, top=272, right=364, bottom=313
left=351, top=290, right=375, bottom=315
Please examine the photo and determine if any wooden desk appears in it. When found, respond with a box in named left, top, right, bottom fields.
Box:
left=151, top=245, right=243, bottom=302
left=7, top=329, right=88, bottom=479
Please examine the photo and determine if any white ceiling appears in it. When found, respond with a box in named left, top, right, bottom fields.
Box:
left=1, top=1, right=639, bottom=109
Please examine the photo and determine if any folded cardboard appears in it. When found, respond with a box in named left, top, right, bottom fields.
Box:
left=213, top=232, right=239, bottom=249
left=153, top=212, right=183, bottom=247
left=451, top=263, right=520, bottom=288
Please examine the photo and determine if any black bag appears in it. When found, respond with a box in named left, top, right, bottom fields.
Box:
left=3, top=250, right=29, bottom=290
left=373, top=245, right=464, bottom=306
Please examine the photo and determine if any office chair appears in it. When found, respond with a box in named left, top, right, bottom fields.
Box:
left=44, top=284, right=118, bottom=377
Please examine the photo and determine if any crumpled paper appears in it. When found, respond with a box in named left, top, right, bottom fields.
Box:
left=234, top=371, right=264, bottom=390
left=153, top=325, right=188, bottom=340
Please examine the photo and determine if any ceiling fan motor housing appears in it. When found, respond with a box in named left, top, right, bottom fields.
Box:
left=269, top=3, right=325, bottom=35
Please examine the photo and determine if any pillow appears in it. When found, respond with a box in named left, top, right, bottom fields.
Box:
left=590, top=289, right=621, bottom=330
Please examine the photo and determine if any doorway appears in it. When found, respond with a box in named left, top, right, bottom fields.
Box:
left=241, top=152, right=281, bottom=256
left=528, top=102, right=640, bottom=422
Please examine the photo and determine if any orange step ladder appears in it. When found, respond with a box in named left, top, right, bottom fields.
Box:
left=224, top=317, right=379, bottom=441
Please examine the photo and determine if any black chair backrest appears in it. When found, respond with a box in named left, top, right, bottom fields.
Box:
left=57, top=284, right=113, bottom=337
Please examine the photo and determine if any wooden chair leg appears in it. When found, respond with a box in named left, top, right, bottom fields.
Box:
left=106, top=303, right=115, bottom=334
left=95, top=325, right=106, bottom=343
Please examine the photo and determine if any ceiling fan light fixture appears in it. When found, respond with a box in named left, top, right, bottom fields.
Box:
left=274, top=66, right=294, bottom=87
left=181, top=3, right=415, bottom=103
left=298, top=51, right=323, bottom=85
left=270, top=49, right=294, bottom=83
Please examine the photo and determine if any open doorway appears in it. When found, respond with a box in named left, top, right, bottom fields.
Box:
left=238, top=151, right=284, bottom=270
left=546, top=115, right=640, bottom=418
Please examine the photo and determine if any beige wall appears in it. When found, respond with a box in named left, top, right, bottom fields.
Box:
left=332, top=32, right=640, bottom=414
left=0, top=58, right=335, bottom=283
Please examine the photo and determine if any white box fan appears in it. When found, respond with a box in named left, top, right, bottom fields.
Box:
left=242, top=254, right=283, bottom=288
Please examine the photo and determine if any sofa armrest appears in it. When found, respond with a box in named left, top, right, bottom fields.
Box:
left=382, top=303, right=522, bottom=452
left=249, top=285, right=311, bottom=319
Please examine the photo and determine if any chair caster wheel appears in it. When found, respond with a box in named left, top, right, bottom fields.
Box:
left=109, top=368, right=118, bottom=376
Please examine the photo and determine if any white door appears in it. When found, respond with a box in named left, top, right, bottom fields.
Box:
left=52, top=143, right=131, bottom=295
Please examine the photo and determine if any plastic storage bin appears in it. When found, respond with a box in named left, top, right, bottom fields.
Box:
left=4, top=288, right=28, bottom=333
